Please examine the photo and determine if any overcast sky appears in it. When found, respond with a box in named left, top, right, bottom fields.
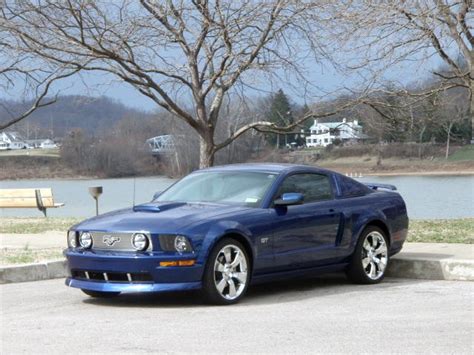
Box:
left=0, top=48, right=440, bottom=112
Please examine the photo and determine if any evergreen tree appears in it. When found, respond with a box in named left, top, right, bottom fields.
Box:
left=266, top=89, right=293, bottom=147
left=301, top=103, right=312, bottom=132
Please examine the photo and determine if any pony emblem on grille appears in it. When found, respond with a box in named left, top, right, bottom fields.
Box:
left=103, top=235, right=121, bottom=246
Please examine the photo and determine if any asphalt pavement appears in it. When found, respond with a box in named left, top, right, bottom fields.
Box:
left=1, top=276, right=472, bottom=354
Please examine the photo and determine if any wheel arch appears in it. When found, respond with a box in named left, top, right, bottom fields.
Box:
left=363, top=220, right=391, bottom=247
left=213, top=232, right=254, bottom=270
left=199, top=229, right=255, bottom=282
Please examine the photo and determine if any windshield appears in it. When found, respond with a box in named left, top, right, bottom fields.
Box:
left=156, top=171, right=278, bottom=207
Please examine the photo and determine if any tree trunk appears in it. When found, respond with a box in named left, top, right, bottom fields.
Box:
left=376, top=144, right=382, bottom=166
left=470, top=80, right=474, bottom=144
left=418, top=126, right=426, bottom=159
left=199, top=134, right=215, bottom=169
left=445, top=124, right=452, bottom=160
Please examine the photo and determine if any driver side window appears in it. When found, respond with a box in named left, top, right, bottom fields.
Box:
left=277, top=173, right=333, bottom=203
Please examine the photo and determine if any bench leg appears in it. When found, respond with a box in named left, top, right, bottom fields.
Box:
left=35, top=189, right=47, bottom=217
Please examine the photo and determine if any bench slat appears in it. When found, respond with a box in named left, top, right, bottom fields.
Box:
left=0, top=188, right=53, bottom=199
left=0, top=188, right=59, bottom=208
left=0, top=198, right=39, bottom=208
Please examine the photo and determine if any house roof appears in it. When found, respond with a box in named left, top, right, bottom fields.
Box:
left=0, top=132, right=25, bottom=143
left=311, top=121, right=362, bottom=129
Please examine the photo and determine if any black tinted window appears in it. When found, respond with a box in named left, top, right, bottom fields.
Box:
left=277, top=173, right=333, bottom=203
left=338, top=175, right=371, bottom=197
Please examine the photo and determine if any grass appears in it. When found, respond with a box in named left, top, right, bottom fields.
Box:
left=0, top=148, right=60, bottom=158
left=408, top=218, right=474, bottom=244
left=0, top=247, right=64, bottom=265
left=0, top=217, right=81, bottom=234
left=448, top=145, right=474, bottom=162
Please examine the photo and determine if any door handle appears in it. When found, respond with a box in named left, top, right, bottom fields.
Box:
left=329, top=208, right=335, bottom=213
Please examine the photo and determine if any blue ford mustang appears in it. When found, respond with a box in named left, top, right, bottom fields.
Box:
left=65, top=163, right=408, bottom=304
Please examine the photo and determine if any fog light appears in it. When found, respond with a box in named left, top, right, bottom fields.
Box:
left=174, top=235, right=192, bottom=253
left=132, top=233, right=149, bottom=251
left=67, top=230, right=77, bottom=248
left=79, top=232, right=92, bottom=249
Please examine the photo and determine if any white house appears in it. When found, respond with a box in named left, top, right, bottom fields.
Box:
left=305, top=118, right=366, bottom=147
left=0, top=132, right=27, bottom=150
left=39, top=139, right=58, bottom=149
left=0, top=132, right=60, bottom=150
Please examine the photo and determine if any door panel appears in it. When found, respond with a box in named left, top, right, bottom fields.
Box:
left=268, top=173, right=343, bottom=271
left=271, top=200, right=343, bottom=270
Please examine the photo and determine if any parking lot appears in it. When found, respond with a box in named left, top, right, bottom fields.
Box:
left=1, top=276, right=472, bottom=354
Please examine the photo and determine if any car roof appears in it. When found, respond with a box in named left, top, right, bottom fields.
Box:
left=199, top=163, right=335, bottom=175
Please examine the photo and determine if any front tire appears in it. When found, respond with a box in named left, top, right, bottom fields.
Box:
left=81, top=290, right=121, bottom=298
left=202, top=238, right=251, bottom=305
left=346, top=226, right=389, bottom=284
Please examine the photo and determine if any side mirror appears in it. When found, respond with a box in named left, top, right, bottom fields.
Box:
left=152, top=191, right=162, bottom=200
left=274, top=192, right=304, bottom=207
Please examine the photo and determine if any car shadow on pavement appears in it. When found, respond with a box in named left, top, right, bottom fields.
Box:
left=241, top=275, right=427, bottom=305
left=82, top=274, right=429, bottom=308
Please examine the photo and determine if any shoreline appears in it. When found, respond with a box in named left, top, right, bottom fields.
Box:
left=1, top=168, right=473, bottom=181
left=361, top=170, right=474, bottom=177
left=1, top=170, right=474, bottom=181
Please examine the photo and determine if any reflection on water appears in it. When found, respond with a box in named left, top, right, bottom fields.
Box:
left=0, top=174, right=472, bottom=219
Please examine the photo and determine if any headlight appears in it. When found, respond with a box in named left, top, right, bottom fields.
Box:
left=174, top=236, right=192, bottom=253
left=132, top=233, right=149, bottom=251
left=67, top=230, right=77, bottom=248
left=79, top=232, right=92, bottom=249
left=159, top=235, right=193, bottom=253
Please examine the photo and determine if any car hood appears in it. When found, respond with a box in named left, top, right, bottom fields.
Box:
left=73, top=201, right=250, bottom=234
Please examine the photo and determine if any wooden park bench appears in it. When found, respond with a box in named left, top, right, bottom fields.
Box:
left=0, top=188, right=64, bottom=217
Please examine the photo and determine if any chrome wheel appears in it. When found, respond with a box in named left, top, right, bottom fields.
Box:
left=213, top=245, right=248, bottom=300
left=362, top=231, right=388, bottom=280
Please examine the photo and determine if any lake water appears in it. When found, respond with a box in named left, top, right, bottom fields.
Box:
left=0, top=175, right=472, bottom=220
left=357, top=175, right=473, bottom=219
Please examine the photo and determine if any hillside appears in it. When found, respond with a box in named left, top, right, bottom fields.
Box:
left=0, top=95, right=156, bottom=137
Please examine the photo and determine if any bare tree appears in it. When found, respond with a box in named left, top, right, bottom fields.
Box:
left=436, top=91, right=468, bottom=158
left=0, top=23, right=78, bottom=130
left=328, top=0, right=474, bottom=142
left=1, top=0, right=359, bottom=167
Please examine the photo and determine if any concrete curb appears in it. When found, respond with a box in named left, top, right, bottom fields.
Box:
left=387, top=257, right=474, bottom=281
left=0, top=260, right=67, bottom=284
left=0, top=257, right=473, bottom=284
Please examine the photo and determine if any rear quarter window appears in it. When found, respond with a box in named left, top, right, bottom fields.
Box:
left=338, top=175, right=372, bottom=198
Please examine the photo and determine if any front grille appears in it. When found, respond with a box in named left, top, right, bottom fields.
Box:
left=88, top=231, right=151, bottom=252
left=72, top=270, right=153, bottom=283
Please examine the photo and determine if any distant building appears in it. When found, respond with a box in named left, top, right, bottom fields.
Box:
left=0, top=132, right=27, bottom=150
left=305, top=118, right=368, bottom=147
left=39, top=139, right=58, bottom=149
left=0, top=131, right=58, bottom=150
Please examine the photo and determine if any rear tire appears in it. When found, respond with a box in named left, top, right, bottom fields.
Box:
left=202, top=238, right=251, bottom=305
left=346, top=226, right=389, bottom=284
left=81, top=289, right=121, bottom=298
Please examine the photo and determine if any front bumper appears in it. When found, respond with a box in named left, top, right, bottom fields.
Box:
left=65, top=248, right=204, bottom=293
left=65, top=278, right=201, bottom=293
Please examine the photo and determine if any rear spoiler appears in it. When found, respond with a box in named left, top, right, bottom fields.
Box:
left=364, top=182, right=397, bottom=191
